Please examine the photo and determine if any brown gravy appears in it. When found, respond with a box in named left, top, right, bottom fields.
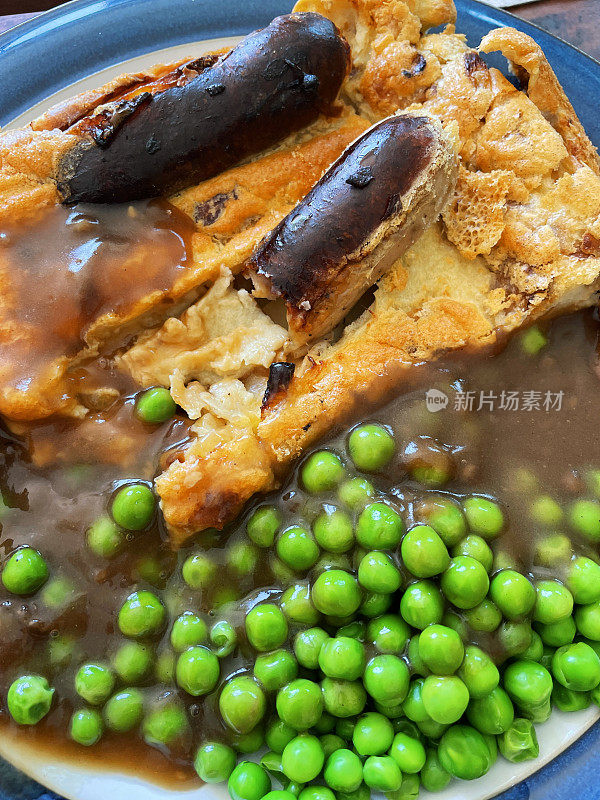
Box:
left=0, top=310, right=599, bottom=784
left=0, top=201, right=193, bottom=396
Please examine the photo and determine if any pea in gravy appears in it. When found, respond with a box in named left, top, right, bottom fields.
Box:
left=0, top=308, right=599, bottom=785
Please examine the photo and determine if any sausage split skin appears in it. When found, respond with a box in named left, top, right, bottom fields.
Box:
left=56, top=12, right=351, bottom=203
left=247, top=113, right=458, bottom=347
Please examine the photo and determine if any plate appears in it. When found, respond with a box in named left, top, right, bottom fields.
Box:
left=0, top=1, right=599, bottom=799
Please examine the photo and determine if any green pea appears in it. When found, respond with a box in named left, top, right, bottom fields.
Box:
left=194, top=741, right=236, bottom=783
left=356, top=503, right=404, bottom=549
left=552, top=684, right=591, bottom=712
left=246, top=603, right=288, bottom=652
left=407, top=636, right=429, bottom=677
left=111, top=483, right=155, bottom=531
left=401, top=525, right=449, bottom=578
left=418, top=624, right=464, bottom=675
left=228, top=762, right=271, bottom=800
left=441, top=556, right=489, bottom=609
left=232, top=725, right=265, bottom=754
left=315, top=553, right=353, bottom=576
left=281, top=583, right=320, bottom=626
left=48, top=634, right=78, bottom=670
left=420, top=749, right=451, bottom=792
left=367, top=614, right=410, bottom=655
left=451, top=535, right=493, bottom=573
left=320, top=733, right=345, bottom=759
left=575, top=600, right=600, bottom=640
left=118, top=590, right=165, bottom=637
left=569, top=499, right=600, bottom=541
left=311, top=570, right=361, bottom=617
left=566, top=556, right=600, bottom=604
left=421, top=675, right=469, bottom=725
left=299, top=788, right=336, bottom=800
left=363, top=755, right=402, bottom=793
left=70, top=707, right=103, bottom=746
left=41, top=576, right=76, bottom=609
left=277, top=527, right=320, bottom=572
left=503, top=660, right=553, bottom=708
left=338, top=477, right=375, bottom=509
left=313, top=509, right=354, bottom=553
left=103, top=689, right=144, bottom=732
left=220, top=675, right=266, bottom=734
left=464, top=599, right=502, bottom=632
left=533, top=580, right=573, bottom=624
left=399, top=580, right=444, bottom=629
left=520, top=324, right=547, bottom=355
left=263, top=791, right=296, bottom=800
left=86, top=516, right=124, bottom=559
left=276, top=679, right=323, bottom=731
left=359, top=591, right=391, bottom=618
left=154, top=649, right=175, bottom=684
left=457, top=645, right=499, bottom=699
left=352, top=712, right=394, bottom=756
left=176, top=646, right=220, bottom=696
left=321, top=678, right=366, bottom=718
left=442, top=609, right=469, bottom=642
left=228, top=541, right=259, bottom=576
left=497, top=718, right=539, bottom=763
left=324, top=749, right=364, bottom=793
left=521, top=631, right=545, bottom=662
left=302, top=452, right=345, bottom=494
left=552, top=642, right=600, bottom=691
left=348, top=424, right=395, bottom=471
left=463, top=496, right=504, bottom=539
left=438, top=725, right=494, bottom=780
left=2, top=546, right=49, bottom=595
left=319, top=637, right=365, bottom=681
left=529, top=495, right=563, bottom=526
left=358, top=551, right=401, bottom=594
left=143, top=700, right=189, bottom=746
left=364, top=655, right=409, bottom=705
left=246, top=506, right=282, bottom=548
left=490, top=569, right=536, bottom=620
left=7, top=675, right=54, bottom=725
left=389, top=733, right=426, bottom=774
left=135, top=387, right=176, bottom=424
left=254, top=650, right=298, bottom=692
left=535, top=616, right=576, bottom=647
left=336, top=620, right=365, bottom=641
left=294, top=628, right=329, bottom=669
left=498, top=620, right=533, bottom=658
left=416, top=717, right=448, bottom=740
left=170, top=612, right=207, bottom=652
left=422, top=498, right=466, bottom=547
left=466, top=686, right=514, bottom=734
left=266, top=718, right=297, bottom=754
left=535, top=534, right=572, bottom=568
left=75, top=663, right=115, bottom=705
left=210, top=619, right=238, bottom=658
left=282, top=734, right=325, bottom=783
left=182, top=553, right=216, bottom=589
left=405, top=438, right=453, bottom=487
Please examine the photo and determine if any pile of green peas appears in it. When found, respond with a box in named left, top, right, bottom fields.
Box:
left=3, top=420, right=600, bottom=799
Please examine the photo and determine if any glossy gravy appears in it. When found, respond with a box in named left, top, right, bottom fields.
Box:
left=0, top=310, right=599, bottom=785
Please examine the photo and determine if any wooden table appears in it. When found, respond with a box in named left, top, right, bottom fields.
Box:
left=0, top=1, right=598, bottom=59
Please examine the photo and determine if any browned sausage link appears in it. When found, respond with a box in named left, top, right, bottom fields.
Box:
left=57, top=13, right=350, bottom=204
left=247, top=114, right=457, bottom=347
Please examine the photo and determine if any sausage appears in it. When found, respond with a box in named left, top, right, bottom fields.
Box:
left=56, top=13, right=350, bottom=204
left=247, top=113, right=458, bottom=347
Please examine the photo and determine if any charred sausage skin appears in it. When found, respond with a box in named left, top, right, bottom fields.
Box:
left=57, top=13, right=350, bottom=204
left=247, top=114, right=458, bottom=347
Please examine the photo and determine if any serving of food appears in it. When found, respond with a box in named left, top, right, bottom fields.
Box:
left=1, top=0, right=600, bottom=798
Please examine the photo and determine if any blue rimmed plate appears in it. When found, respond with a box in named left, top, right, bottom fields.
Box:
left=0, top=1, right=599, bottom=799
